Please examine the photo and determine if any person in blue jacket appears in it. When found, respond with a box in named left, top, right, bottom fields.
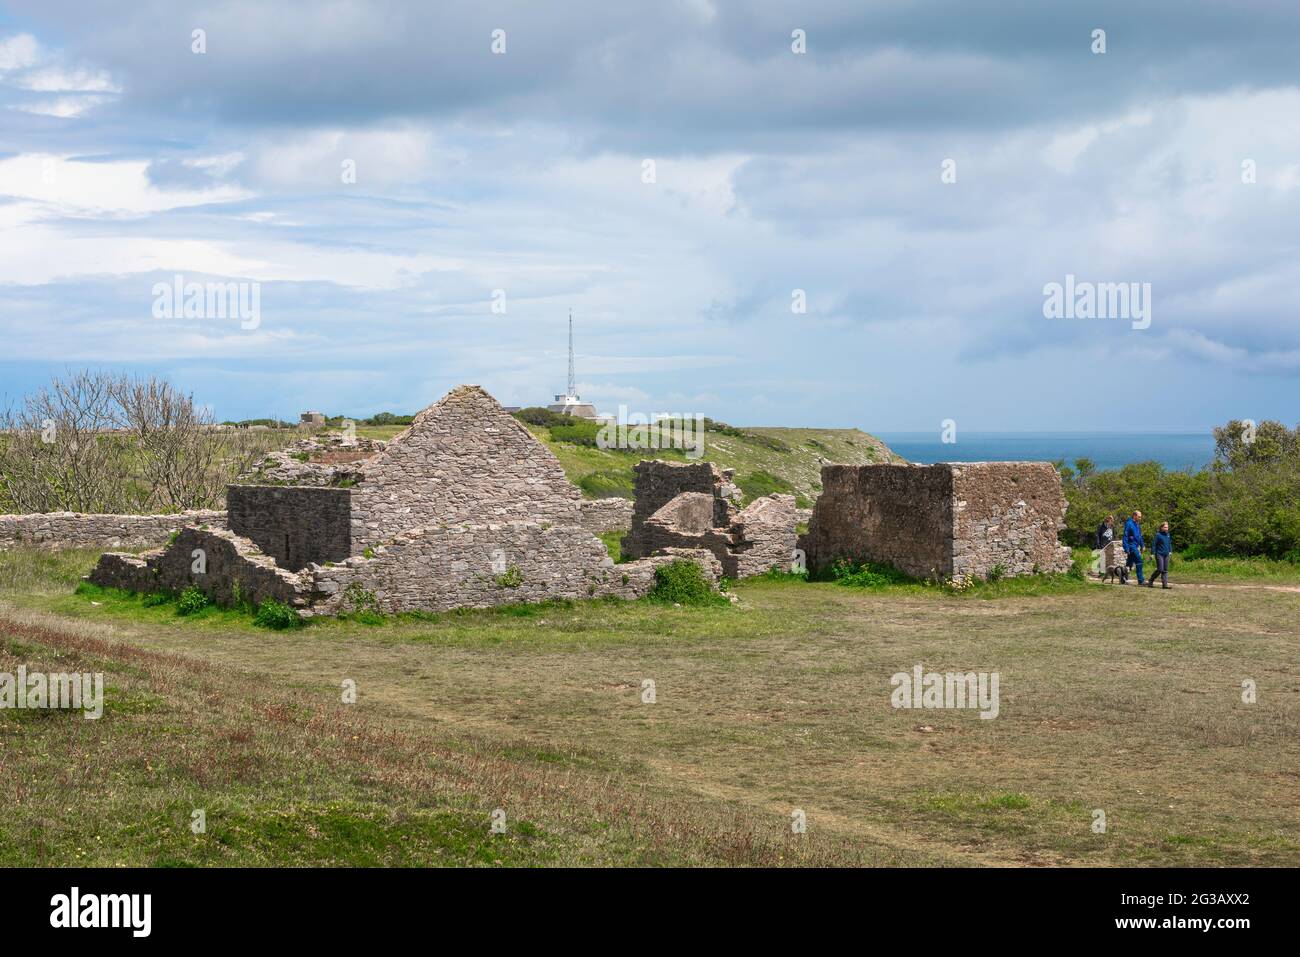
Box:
left=1122, top=510, right=1145, bottom=585
left=1148, top=521, right=1172, bottom=589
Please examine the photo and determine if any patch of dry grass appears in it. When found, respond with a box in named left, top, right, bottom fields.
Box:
left=2, top=546, right=1296, bottom=867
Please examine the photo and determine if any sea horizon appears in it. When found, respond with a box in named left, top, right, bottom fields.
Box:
left=873, top=431, right=1217, bottom=473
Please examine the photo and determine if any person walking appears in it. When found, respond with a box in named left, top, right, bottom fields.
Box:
left=1096, top=514, right=1125, bottom=582
left=1096, top=515, right=1115, bottom=549
left=1123, top=510, right=1145, bottom=585
left=1148, top=522, right=1172, bottom=589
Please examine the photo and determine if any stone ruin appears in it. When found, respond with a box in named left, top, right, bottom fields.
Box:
left=800, top=461, right=1072, bottom=581
left=79, top=385, right=1075, bottom=618
left=620, top=460, right=798, bottom=578
left=88, top=385, right=720, bottom=617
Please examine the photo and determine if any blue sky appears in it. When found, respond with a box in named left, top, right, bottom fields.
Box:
left=1, top=1, right=1297, bottom=431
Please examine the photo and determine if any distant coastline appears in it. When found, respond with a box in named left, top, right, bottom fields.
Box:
left=874, top=431, right=1215, bottom=473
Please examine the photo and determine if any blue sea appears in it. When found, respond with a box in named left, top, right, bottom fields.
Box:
left=874, top=432, right=1215, bottom=473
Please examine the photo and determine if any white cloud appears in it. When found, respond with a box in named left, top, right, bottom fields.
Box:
left=0, top=153, right=250, bottom=214
left=0, top=33, right=40, bottom=72
left=17, top=64, right=119, bottom=93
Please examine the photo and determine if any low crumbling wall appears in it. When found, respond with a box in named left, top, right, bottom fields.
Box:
left=804, top=464, right=955, bottom=578
left=950, top=462, right=1071, bottom=578
left=88, top=520, right=723, bottom=618
left=622, top=461, right=740, bottom=560
left=307, top=522, right=721, bottom=616
left=0, top=510, right=227, bottom=550
left=227, top=485, right=352, bottom=570
left=88, top=527, right=308, bottom=608
left=623, top=460, right=796, bottom=578
left=240, top=435, right=384, bottom=486
left=579, top=498, right=634, bottom=535
left=727, top=495, right=798, bottom=578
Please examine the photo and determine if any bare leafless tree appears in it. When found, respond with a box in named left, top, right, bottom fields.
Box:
left=1, top=371, right=281, bottom=514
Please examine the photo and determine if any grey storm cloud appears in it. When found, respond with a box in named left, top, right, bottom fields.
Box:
left=6, top=0, right=1300, bottom=147
left=2, top=0, right=1298, bottom=428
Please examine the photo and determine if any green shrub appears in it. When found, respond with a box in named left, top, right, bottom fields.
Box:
left=549, top=420, right=603, bottom=447
left=341, top=582, right=382, bottom=617
left=648, top=560, right=726, bottom=606
left=1059, top=420, right=1300, bottom=560
left=175, top=586, right=210, bottom=616
left=512, top=406, right=570, bottom=427
left=495, top=566, right=524, bottom=588
left=578, top=470, right=634, bottom=499
left=253, top=599, right=302, bottom=630
left=825, top=559, right=914, bottom=589
left=141, top=591, right=172, bottom=608
left=702, top=417, right=745, bottom=438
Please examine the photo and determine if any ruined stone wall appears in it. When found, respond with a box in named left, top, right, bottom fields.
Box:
left=578, top=498, right=634, bottom=535
left=622, top=461, right=739, bottom=560
left=226, top=485, right=352, bottom=570
left=240, top=435, right=384, bottom=486
left=0, top=510, right=227, bottom=550
left=803, top=464, right=955, bottom=578
left=728, top=494, right=799, bottom=578
left=348, top=385, right=583, bottom=551
left=803, top=462, right=1071, bottom=580
left=950, top=462, right=1072, bottom=578
left=307, top=522, right=721, bottom=616
left=88, top=527, right=307, bottom=608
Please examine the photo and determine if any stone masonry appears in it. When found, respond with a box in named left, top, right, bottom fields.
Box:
left=622, top=460, right=798, bottom=578
left=88, top=523, right=720, bottom=616
left=226, top=485, right=352, bottom=570
left=87, top=385, right=724, bottom=617
left=348, top=385, right=583, bottom=551
left=802, top=462, right=1071, bottom=580
left=0, top=510, right=226, bottom=550
left=578, top=497, right=634, bottom=535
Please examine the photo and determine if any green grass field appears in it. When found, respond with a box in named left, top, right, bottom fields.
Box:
left=2, top=547, right=1296, bottom=867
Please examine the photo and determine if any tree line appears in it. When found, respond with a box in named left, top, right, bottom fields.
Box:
left=1058, top=420, right=1300, bottom=560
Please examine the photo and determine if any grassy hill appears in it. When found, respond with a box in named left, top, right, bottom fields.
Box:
left=356, top=418, right=898, bottom=506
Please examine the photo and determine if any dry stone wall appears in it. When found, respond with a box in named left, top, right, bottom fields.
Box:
left=307, top=521, right=720, bottom=616
left=950, top=462, right=1072, bottom=578
left=88, top=527, right=309, bottom=608
left=728, top=495, right=798, bottom=578
left=0, top=510, right=226, bottom=550
left=578, top=498, right=634, bottom=535
left=226, top=485, right=351, bottom=570
left=348, top=385, right=583, bottom=551
left=241, top=435, right=384, bottom=486
left=623, top=460, right=797, bottom=578
left=802, top=462, right=1070, bottom=580
left=804, top=464, right=954, bottom=578
left=622, top=461, right=739, bottom=560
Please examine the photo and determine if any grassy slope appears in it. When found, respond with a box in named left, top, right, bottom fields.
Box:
left=357, top=422, right=899, bottom=504
left=2, top=547, right=1297, bottom=867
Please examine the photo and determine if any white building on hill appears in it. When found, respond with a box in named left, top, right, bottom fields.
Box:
left=546, top=312, right=603, bottom=419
